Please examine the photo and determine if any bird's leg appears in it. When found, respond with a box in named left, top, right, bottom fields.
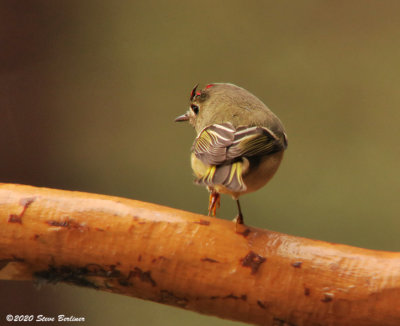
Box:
left=234, top=199, right=244, bottom=225
left=208, top=190, right=220, bottom=217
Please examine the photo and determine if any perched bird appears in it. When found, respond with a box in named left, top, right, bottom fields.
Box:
left=175, top=83, right=287, bottom=225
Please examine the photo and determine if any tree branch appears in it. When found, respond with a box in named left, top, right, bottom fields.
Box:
left=0, top=183, right=399, bottom=325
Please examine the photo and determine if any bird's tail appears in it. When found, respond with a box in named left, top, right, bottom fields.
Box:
left=195, top=158, right=249, bottom=193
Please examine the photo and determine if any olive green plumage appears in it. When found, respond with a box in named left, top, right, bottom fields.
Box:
left=175, top=83, right=287, bottom=224
left=190, top=83, right=286, bottom=136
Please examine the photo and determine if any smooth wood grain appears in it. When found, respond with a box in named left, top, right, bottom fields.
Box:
left=0, top=183, right=399, bottom=326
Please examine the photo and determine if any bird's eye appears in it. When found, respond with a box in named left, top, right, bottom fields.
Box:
left=191, top=104, right=199, bottom=115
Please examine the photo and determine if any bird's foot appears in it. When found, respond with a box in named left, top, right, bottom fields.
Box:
left=208, top=191, right=220, bottom=217
left=233, top=213, right=245, bottom=233
left=233, top=199, right=244, bottom=226
left=233, top=213, right=244, bottom=225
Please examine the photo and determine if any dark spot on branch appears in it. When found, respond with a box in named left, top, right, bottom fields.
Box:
left=223, top=294, right=247, bottom=301
left=8, top=197, right=36, bottom=224
left=151, top=256, right=168, bottom=263
left=118, top=278, right=131, bottom=287
left=210, top=296, right=219, bottom=300
left=34, top=265, right=99, bottom=289
left=47, top=220, right=70, bottom=227
left=304, top=287, right=311, bottom=296
left=257, top=300, right=267, bottom=309
left=95, top=227, right=105, bottom=232
left=194, top=220, right=210, bottom=226
left=46, top=218, right=88, bottom=231
left=34, top=264, right=135, bottom=290
left=321, top=293, right=334, bottom=302
left=8, top=214, right=22, bottom=224
left=237, top=228, right=251, bottom=237
left=84, top=263, right=106, bottom=276
left=106, top=265, right=122, bottom=278
left=159, top=290, right=188, bottom=307
left=241, top=251, right=266, bottom=274
left=33, top=234, right=40, bottom=240
left=158, top=256, right=167, bottom=261
left=201, top=257, right=219, bottom=263
left=291, top=261, right=302, bottom=268
left=138, top=255, right=142, bottom=262
left=128, top=267, right=157, bottom=287
left=224, top=294, right=237, bottom=300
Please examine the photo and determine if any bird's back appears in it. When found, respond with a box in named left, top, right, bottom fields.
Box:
left=194, top=83, right=286, bottom=141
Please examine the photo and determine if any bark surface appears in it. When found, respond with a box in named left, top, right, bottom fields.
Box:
left=0, top=183, right=399, bottom=326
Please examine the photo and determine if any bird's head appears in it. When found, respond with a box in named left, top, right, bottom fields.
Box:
left=174, top=83, right=216, bottom=131
left=175, top=82, right=278, bottom=134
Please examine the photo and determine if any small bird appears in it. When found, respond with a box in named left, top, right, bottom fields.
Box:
left=175, top=83, right=287, bottom=225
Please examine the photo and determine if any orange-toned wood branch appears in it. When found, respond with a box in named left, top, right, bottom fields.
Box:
left=0, top=184, right=400, bottom=326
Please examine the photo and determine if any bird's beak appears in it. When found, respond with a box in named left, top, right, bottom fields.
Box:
left=174, top=113, right=190, bottom=122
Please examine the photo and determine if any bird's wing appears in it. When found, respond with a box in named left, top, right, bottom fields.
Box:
left=192, top=123, right=286, bottom=193
left=192, top=123, right=236, bottom=165
left=226, top=126, right=285, bottom=160
left=193, top=124, right=284, bottom=166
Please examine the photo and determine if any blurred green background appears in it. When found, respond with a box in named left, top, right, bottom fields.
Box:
left=1, top=1, right=400, bottom=325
